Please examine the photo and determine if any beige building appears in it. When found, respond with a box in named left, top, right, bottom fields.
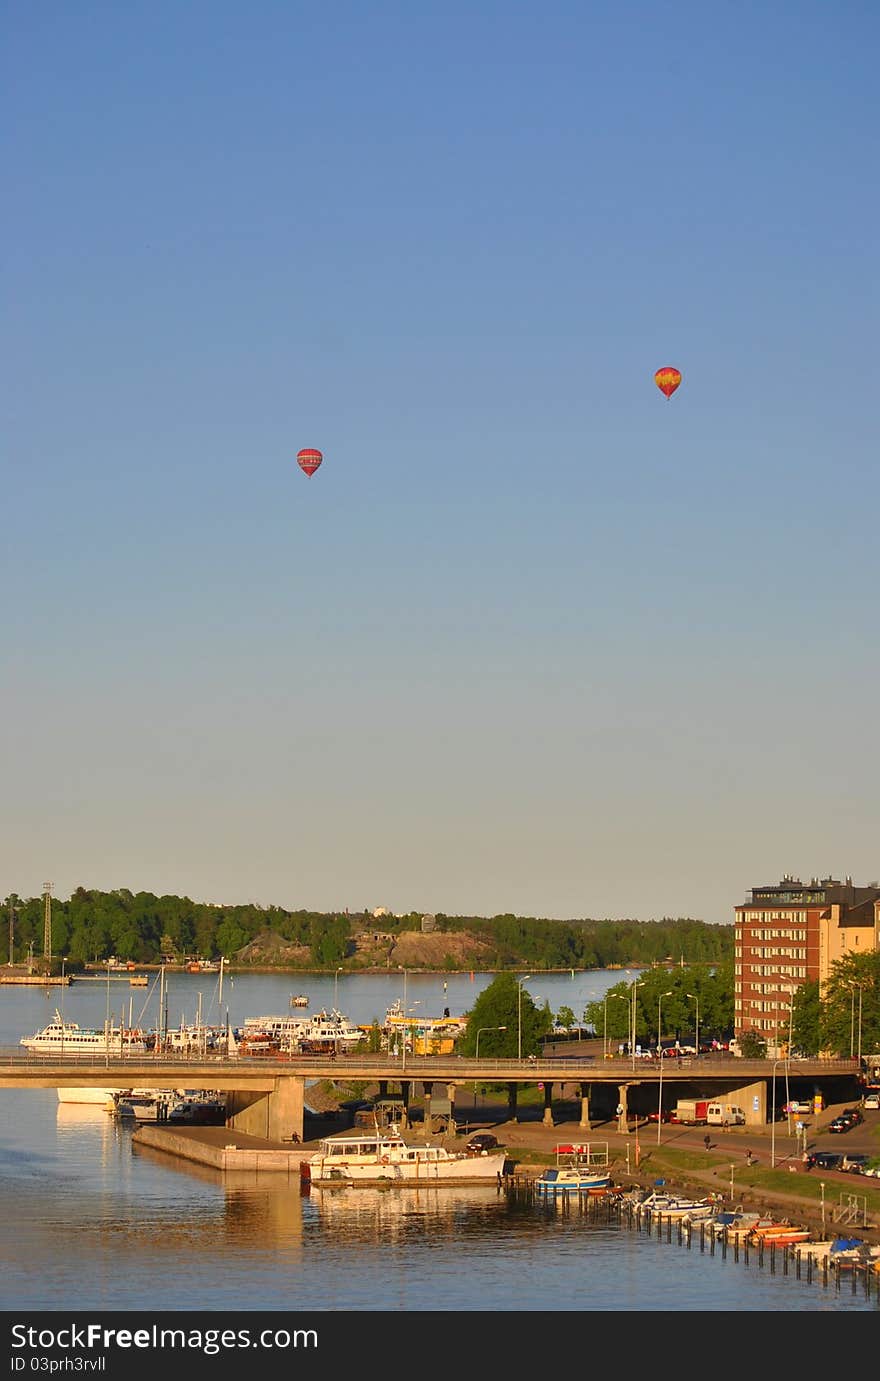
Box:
left=734, top=874, right=880, bottom=1046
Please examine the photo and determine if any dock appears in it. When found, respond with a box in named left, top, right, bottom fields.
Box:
left=131, top=1122, right=305, bottom=1173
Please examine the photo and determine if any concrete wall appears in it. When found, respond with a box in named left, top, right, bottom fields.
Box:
left=227, top=1075, right=304, bottom=1141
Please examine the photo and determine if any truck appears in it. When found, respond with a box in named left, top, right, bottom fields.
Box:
left=673, top=1099, right=710, bottom=1125
left=706, top=1102, right=746, bottom=1126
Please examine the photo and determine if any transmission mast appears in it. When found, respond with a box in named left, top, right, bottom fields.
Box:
left=43, top=882, right=53, bottom=967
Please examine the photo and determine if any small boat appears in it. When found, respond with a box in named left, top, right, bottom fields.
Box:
left=111, top=1089, right=175, bottom=1122
left=303, top=1132, right=508, bottom=1186
left=635, top=1190, right=719, bottom=1221
left=129, top=975, right=149, bottom=987
left=290, top=994, right=309, bottom=1008
left=534, top=1143, right=613, bottom=1197
left=746, top=1222, right=812, bottom=1246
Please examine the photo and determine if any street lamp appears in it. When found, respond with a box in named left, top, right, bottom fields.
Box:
left=770, top=1058, right=785, bottom=1167
left=104, top=958, right=112, bottom=1068
left=629, top=979, right=644, bottom=1071
left=60, top=956, right=67, bottom=1056
left=401, top=1002, right=420, bottom=1074
left=686, top=992, right=700, bottom=1058
left=517, top=975, right=532, bottom=1061
left=604, top=993, right=627, bottom=1061
left=474, top=1025, right=507, bottom=1105
left=656, top=991, right=672, bottom=1144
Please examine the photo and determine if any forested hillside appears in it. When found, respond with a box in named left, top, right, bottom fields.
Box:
left=2, top=887, right=732, bottom=971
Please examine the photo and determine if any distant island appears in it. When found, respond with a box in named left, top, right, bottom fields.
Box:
left=4, top=886, right=732, bottom=975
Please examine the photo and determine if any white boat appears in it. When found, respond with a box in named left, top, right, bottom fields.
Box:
left=290, top=994, right=309, bottom=1008
left=635, top=1190, right=719, bottom=1221
left=20, top=1011, right=148, bottom=1055
left=112, top=1090, right=172, bottom=1122
left=57, top=1087, right=121, bottom=1107
left=242, top=1008, right=362, bottom=1053
left=534, top=1142, right=613, bottom=1196
left=303, top=1132, right=508, bottom=1186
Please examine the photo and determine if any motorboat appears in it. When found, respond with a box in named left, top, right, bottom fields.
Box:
left=302, top=1132, right=508, bottom=1186
left=534, top=1143, right=613, bottom=1197
left=635, top=1190, right=719, bottom=1221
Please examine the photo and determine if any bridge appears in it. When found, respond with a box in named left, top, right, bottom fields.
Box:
left=0, top=1049, right=862, bottom=1140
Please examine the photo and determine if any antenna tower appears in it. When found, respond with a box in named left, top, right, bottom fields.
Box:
left=43, top=882, right=53, bottom=964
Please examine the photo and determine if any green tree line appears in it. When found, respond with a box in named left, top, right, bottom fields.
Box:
left=2, top=888, right=732, bottom=972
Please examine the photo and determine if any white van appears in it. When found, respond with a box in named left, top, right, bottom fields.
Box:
left=707, top=1103, right=746, bottom=1126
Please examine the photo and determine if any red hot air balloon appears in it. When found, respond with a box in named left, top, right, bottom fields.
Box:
left=654, top=367, right=682, bottom=399
left=297, top=447, right=323, bottom=478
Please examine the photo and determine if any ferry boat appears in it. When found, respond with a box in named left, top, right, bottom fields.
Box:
left=21, top=1011, right=148, bottom=1055
left=303, top=1132, right=508, bottom=1186
left=534, top=1143, right=613, bottom=1197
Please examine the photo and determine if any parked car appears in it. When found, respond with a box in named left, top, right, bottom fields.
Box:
left=465, top=1133, right=501, bottom=1155
left=805, top=1151, right=843, bottom=1170
left=785, top=1100, right=813, bottom=1116
left=862, top=1093, right=880, bottom=1111
left=829, top=1111, right=860, bottom=1133
left=646, top=1109, right=673, bottom=1123
left=841, top=1155, right=870, bottom=1174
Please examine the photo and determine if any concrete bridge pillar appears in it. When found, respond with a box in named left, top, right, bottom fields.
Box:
left=579, top=1082, right=592, bottom=1131
left=542, top=1082, right=554, bottom=1127
left=227, top=1075, right=304, bottom=1141
left=617, top=1084, right=629, bottom=1133
left=399, top=1080, right=411, bottom=1129
left=507, top=1082, right=519, bottom=1121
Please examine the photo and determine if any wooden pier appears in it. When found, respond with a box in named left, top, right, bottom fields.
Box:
left=502, top=1176, right=880, bottom=1300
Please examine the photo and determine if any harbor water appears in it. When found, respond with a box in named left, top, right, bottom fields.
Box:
left=0, top=969, right=876, bottom=1313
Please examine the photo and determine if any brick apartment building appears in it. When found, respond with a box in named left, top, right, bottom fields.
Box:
left=734, top=874, right=880, bottom=1047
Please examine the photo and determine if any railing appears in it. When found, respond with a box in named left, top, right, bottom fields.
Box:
left=0, top=1047, right=861, bottom=1076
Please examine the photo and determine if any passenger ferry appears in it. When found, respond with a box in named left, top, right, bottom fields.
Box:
left=302, top=1132, right=508, bottom=1186
left=21, top=1011, right=148, bottom=1055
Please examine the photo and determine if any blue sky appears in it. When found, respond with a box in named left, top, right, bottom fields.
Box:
left=3, top=2, right=878, bottom=925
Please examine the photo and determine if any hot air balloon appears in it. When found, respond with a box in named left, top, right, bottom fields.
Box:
left=297, top=448, right=323, bottom=478
left=654, top=367, right=682, bottom=399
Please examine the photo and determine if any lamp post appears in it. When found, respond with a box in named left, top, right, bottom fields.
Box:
left=604, top=993, right=626, bottom=1061
left=474, top=1025, right=507, bottom=1106
left=517, top=975, right=532, bottom=1061
left=334, top=966, right=342, bottom=1010
left=656, top=991, right=672, bottom=1144
left=770, top=1058, right=784, bottom=1167
left=401, top=1002, right=420, bottom=1074
left=686, top=992, right=700, bottom=1058
left=629, top=979, right=644, bottom=1071
left=105, top=958, right=112, bottom=1068
left=60, top=956, right=67, bottom=1057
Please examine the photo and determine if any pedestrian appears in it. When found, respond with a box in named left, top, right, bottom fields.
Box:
left=722, top=1117, right=729, bottom=1133
left=703, top=1133, right=711, bottom=1152
left=745, top=1149, right=753, bottom=1166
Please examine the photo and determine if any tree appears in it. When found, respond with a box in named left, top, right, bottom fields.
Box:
left=820, top=952, right=880, bottom=1058
left=459, top=973, right=550, bottom=1057
left=738, top=1030, right=767, bottom=1059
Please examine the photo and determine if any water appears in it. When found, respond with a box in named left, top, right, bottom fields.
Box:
left=0, top=970, right=876, bottom=1313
